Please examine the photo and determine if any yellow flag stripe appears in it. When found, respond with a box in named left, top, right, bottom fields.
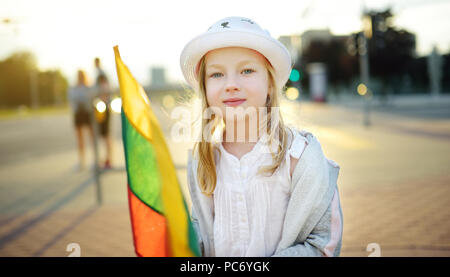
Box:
left=152, top=120, right=194, bottom=256
left=114, top=46, right=153, bottom=142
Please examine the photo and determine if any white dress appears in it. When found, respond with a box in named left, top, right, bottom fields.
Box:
left=213, top=128, right=308, bottom=257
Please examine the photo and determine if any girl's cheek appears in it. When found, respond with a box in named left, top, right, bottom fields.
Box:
left=205, top=90, right=219, bottom=107
left=206, top=84, right=221, bottom=101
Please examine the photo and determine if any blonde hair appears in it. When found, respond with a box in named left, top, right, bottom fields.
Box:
left=194, top=53, right=289, bottom=196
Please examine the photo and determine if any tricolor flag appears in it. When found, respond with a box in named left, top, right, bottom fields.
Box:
left=113, top=46, right=200, bottom=257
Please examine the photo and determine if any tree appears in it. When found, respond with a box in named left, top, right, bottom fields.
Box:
left=0, top=51, right=68, bottom=108
left=365, top=9, right=416, bottom=93
left=0, top=52, right=37, bottom=107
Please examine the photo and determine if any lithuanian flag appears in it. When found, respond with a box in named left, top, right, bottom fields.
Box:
left=113, top=46, right=200, bottom=257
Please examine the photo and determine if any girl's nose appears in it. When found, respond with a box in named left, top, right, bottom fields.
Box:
left=225, top=75, right=240, bottom=93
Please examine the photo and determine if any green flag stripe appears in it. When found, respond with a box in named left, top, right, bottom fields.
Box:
left=121, top=111, right=164, bottom=214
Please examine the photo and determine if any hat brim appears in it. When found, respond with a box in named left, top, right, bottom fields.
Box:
left=180, top=30, right=292, bottom=91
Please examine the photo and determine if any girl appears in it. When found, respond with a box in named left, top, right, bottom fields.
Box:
left=95, top=74, right=113, bottom=169
left=180, top=16, right=343, bottom=257
left=68, top=70, right=94, bottom=170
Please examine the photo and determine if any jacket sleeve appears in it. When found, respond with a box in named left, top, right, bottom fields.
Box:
left=272, top=188, right=343, bottom=257
left=188, top=153, right=205, bottom=257
left=190, top=207, right=205, bottom=257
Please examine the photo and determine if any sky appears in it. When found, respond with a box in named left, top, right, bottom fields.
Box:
left=1, top=0, right=449, bottom=87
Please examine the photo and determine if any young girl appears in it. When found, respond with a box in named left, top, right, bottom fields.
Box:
left=180, top=16, right=343, bottom=257
left=68, top=70, right=94, bottom=170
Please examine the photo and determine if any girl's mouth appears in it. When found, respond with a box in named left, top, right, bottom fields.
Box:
left=223, top=98, right=246, bottom=107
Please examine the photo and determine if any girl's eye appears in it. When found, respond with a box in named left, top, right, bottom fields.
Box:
left=210, top=72, right=223, bottom=78
left=209, top=69, right=254, bottom=78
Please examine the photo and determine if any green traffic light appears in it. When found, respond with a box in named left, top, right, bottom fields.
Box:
left=289, top=69, right=301, bottom=82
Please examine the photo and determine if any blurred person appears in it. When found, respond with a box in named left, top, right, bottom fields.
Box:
left=94, top=73, right=113, bottom=169
left=93, top=57, right=113, bottom=169
left=94, top=57, right=106, bottom=80
left=68, top=70, right=94, bottom=170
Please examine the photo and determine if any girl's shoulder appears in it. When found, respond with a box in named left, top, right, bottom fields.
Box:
left=285, top=126, right=309, bottom=160
left=284, top=126, right=310, bottom=178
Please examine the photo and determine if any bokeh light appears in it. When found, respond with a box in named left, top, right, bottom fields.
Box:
left=289, top=69, right=301, bottom=82
left=111, top=97, right=122, bottom=113
left=285, top=87, right=299, bottom=100
left=357, top=83, right=368, bottom=96
left=95, top=100, right=106, bottom=113
left=162, top=94, right=175, bottom=109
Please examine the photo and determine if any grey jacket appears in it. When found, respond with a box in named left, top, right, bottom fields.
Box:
left=187, top=129, right=343, bottom=257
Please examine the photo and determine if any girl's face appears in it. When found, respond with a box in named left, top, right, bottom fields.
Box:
left=204, top=47, right=271, bottom=123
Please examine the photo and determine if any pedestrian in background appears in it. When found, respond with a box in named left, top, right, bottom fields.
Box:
left=94, top=57, right=106, bottom=80
left=68, top=69, right=94, bottom=170
left=96, top=74, right=113, bottom=169
left=94, top=57, right=113, bottom=169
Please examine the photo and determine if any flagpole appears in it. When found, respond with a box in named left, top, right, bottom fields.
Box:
left=91, top=103, right=103, bottom=205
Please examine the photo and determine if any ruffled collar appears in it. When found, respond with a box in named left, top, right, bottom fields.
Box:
left=212, top=125, right=278, bottom=165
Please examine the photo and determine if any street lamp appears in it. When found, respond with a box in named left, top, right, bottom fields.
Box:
left=359, top=14, right=372, bottom=127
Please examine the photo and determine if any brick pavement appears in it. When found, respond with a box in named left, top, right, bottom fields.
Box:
left=339, top=173, right=450, bottom=256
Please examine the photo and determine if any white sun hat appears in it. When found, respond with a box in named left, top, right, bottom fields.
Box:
left=180, top=16, right=293, bottom=91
